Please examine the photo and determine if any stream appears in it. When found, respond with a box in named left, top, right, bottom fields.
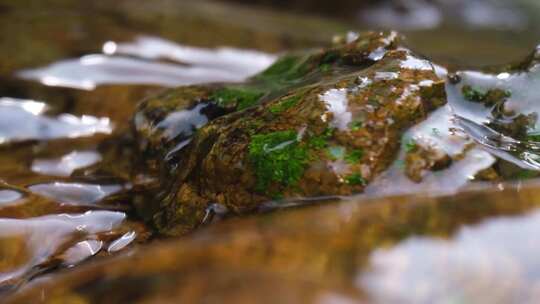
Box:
left=1, top=0, right=540, bottom=303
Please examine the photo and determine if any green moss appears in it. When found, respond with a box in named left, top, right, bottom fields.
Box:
left=272, top=193, right=285, bottom=200
left=319, top=64, right=332, bottom=72
left=515, top=170, right=540, bottom=180
left=269, top=95, right=301, bottom=114
left=212, top=87, right=264, bottom=110
left=323, top=127, right=335, bottom=137
left=462, top=85, right=485, bottom=102
left=344, top=149, right=364, bottom=164
left=527, top=133, right=540, bottom=142
left=345, top=173, right=366, bottom=186
left=318, top=51, right=340, bottom=73
left=308, top=128, right=334, bottom=150
left=248, top=130, right=309, bottom=193
left=255, top=53, right=311, bottom=83
left=490, top=113, right=537, bottom=139
left=404, top=138, right=418, bottom=152
left=321, top=51, right=340, bottom=65
left=259, top=55, right=298, bottom=77
left=246, top=119, right=265, bottom=135
left=309, top=136, right=328, bottom=149
left=350, top=120, right=363, bottom=131
left=462, top=85, right=511, bottom=106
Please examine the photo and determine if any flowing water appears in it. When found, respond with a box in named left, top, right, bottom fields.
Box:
left=1, top=0, right=540, bottom=302
left=0, top=36, right=275, bottom=292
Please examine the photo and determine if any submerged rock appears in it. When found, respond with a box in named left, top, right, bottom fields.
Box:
left=447, top=45, right=540, bottom=175
left=133, top=31, right=447, bottom=234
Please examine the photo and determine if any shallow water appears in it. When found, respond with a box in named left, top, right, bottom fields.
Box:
left=0, top=97, right=112, bottom=144
left=31, top=150, right=102, bottom=177
left=360, top=208, right=540, bottom=304
left=0, top=2, right=284, bottom=287
left=0, top=34, right=272, bottom=290
left=1, top=0, right=540, bottom=301
left=18, top=36, right=276, bottom=90
left=7, top=183, right=540, bottom=304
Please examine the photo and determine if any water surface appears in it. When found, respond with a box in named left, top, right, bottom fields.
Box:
left=1, top=0, right=540, bottom=300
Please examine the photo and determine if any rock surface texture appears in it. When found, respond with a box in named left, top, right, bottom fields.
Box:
left=133, top=31, right=447, bottom=234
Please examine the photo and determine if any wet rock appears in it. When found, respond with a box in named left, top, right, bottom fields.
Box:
left=447, top=45, right=540, bottom=172
left=133, top=31, right=447, bottom=234
left=404, top=143, right=452, bottom=183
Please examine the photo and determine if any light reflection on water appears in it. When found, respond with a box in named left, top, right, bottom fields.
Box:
left=0, top=98, right=112, bottom=145
left=0, top=33, right=278, bottom=292
left=62, top=240, right=104, bottom=267
left=17, top=36, right=276, bottom=90
left=107, top=231, right=137, bottom=253
left=359, top=209, right=540, bottom=304
left=447, top=48, right=540, bottom=170
left=106, top=36, right=276, bottom=76
left=28, top=182, right=123, bottom=205
left=0, top=211, right=126, bottom=287
left=0, top=190, right=23, bottom=206
left=31, top=150, right=102, bottom=177
left=359, top=0, right=527, bottom=31
left=0, top=2, right=538, bottom=298
left=364, top=79, right=494, bottom=197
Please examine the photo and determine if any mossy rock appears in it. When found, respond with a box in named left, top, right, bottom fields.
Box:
left=133, top=31, right=447, bottom=235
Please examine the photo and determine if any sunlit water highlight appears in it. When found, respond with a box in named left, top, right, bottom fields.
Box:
left=0, top=211, right=125, bottom=286
left=3, top=25, right=540, bottom=302
left=0, top=190, right=23, bottom=206
left=17, top=36, right=276, bottom=90
left=360, top=209, right=540, bottom=304
left=31, top=151, right=102, bottom=177
left=0, top=35, right=279, bottom=291
left=28, top=182, right=123, bottom=205
left=0, top=98, right=112, bottom=144
left=447, top=48, right=540, bottom=170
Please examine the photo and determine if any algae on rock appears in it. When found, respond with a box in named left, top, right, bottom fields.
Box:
left=133, top=31, right=447, bottom=235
